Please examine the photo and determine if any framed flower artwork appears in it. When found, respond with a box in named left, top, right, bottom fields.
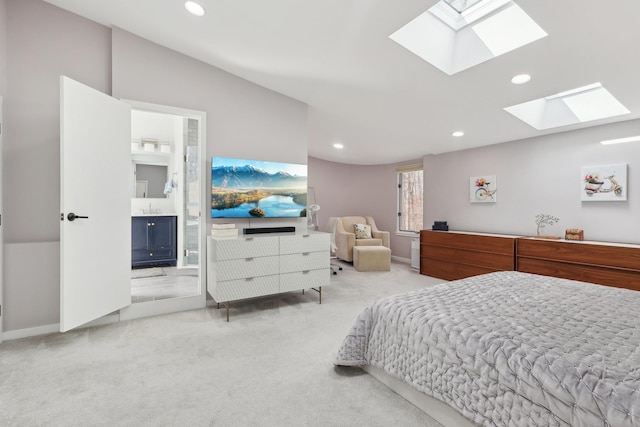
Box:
left=470, top=175, right=497, bottom=203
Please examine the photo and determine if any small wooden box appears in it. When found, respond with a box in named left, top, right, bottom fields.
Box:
left=565, top=229, right=584, bottom=241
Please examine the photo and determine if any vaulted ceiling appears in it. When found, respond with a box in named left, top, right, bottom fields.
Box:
left=44, top=0, right=640, bottom=164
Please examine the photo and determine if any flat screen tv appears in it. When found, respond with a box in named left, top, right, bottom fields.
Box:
left=211, top=157, right=307, bottom=218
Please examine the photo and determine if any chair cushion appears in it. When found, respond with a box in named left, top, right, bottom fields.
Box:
left=355, top=238, right=383, bottom=247
left=354, top=223, right=372, bottom=239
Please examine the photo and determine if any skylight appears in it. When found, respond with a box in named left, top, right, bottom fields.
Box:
left=504, top=83, right=630, bottom=130
left=443, top=0, right=487, bottom=14
left=389, top=0, right=546, bottom=75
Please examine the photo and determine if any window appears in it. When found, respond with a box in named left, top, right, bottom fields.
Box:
left=397, top=165, right=423, bottom=233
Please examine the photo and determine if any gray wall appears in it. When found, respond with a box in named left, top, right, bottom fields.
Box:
left=4, top=0, right=112, bottom=332
left=112, top=28, right=307, bottom=166
left=424, top=119, right=640, bottom=243
left=0, top=0, right=6, bottom=97
left=5, top=0, right=111, bottom=244
left=3, top=1, right=308, bottom=333
left=307, top=156, right=420, bottom=260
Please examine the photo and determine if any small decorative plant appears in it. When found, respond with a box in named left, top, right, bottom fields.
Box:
left=535, top=214, right=559, bottom=236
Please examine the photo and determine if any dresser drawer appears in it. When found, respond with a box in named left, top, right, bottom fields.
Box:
left=213, top=236, right=279, bottom=260
left=280, top=251, right=329, bottom=273
left=280, top=269, right=330, bottom=292
left=280, top=233, right=329, bottom=254
left=213, top=275, right=279, bottom=302
left=216, top=256, right=279, bottom=281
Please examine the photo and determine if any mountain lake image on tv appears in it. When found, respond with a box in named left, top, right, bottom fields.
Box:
left=211, top=157, right=308, bottom=218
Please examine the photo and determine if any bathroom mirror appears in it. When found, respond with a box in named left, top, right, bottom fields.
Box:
left=133, top=162, right=169, bottom=199
left=131, top=156, right=169, bottom=199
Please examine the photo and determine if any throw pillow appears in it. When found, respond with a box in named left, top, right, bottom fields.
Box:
left=354, top=223, right=372, bottom=239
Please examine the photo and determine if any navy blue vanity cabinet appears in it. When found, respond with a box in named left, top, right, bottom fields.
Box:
left=132, top=216, right=177, bottom=268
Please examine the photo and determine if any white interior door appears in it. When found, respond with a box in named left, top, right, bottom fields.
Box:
left=60, top=77, right=131, bottom=332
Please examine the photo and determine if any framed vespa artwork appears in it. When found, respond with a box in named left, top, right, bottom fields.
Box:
left=581, top=164, right=627, bottom=202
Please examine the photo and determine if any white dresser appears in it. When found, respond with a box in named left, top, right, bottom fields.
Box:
left=207, top=231, right=330, bottom=320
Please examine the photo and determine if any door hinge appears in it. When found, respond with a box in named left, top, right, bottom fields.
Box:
left=184, top=249, right=189, bottom=256
left=0, top=304, right=2, bottom=316
left=184, top=154, right=189, bottom=162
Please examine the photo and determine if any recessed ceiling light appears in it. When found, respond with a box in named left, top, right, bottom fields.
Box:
left=185, top=1, right=205, bottom=16
left=452, top=131, right=464, bottom=137
left=333, top=143, right=344, bottom=149
left=600, top=136, right=640, bottom=145
left=511, top=74, right=531, bottom=84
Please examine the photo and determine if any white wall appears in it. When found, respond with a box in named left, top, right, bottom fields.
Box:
left=424, top=119, right=640, bottom=243
left=131, top=110, right=180, bottom=144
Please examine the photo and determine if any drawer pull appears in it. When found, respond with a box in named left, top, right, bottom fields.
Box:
left=245, top=257, right=254, bottom=261
left=245, top=237, right=254, bottom=241
left=245, top=277, right=254, bottom=282
left=303, top=270, right=310, bottom=274
left=302, top=234, right=310, bottom=238
left=302, top=252, right=310, bottom=256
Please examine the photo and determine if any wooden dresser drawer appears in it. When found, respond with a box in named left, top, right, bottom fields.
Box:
left=516, top=238, right=640, bottom=291
left=280, top=233, right=329, bottom=254
left=216, top=256, right=279, bottom=281
left=419, top=230, right=517, bottom=280
left=421, top=230, right=515, bottom=255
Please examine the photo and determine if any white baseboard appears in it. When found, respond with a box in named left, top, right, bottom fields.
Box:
left=3, top=323, right=60, bottom=341
left=392, top=255, right=410, bottom=264
left=2, top=313, right=120, bottom=342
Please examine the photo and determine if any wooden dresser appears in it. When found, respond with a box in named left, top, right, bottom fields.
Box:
left=516, top=238, right=640, bottom=291
left=420, top=230, right=517, bottom=280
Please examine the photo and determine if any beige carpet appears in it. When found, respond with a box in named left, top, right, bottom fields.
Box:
left=0, top=261, right=447, bottom=426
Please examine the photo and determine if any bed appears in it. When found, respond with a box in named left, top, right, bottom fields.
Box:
left=335, top=271, right=640, bottom=427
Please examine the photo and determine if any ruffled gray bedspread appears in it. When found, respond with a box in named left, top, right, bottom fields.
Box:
left=335, top=271, right=640, bottom=427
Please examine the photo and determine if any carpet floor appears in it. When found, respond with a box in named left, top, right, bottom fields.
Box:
left=0, top=261, right=447, bottom=426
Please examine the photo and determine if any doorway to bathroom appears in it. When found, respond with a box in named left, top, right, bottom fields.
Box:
left=121, top=100, right=207, bottom=321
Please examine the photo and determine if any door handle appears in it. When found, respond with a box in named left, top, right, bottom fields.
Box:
left=67, top=212, right=89, bottom=221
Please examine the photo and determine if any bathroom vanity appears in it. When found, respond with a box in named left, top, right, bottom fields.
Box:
left=131, top=215, right=177, bottom=268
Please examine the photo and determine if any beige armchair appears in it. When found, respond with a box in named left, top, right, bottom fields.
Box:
left=335, top=216, right=390, bottom=262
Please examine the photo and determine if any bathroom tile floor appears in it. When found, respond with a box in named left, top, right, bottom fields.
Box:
left=131, top=267, right=200, bottom=303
